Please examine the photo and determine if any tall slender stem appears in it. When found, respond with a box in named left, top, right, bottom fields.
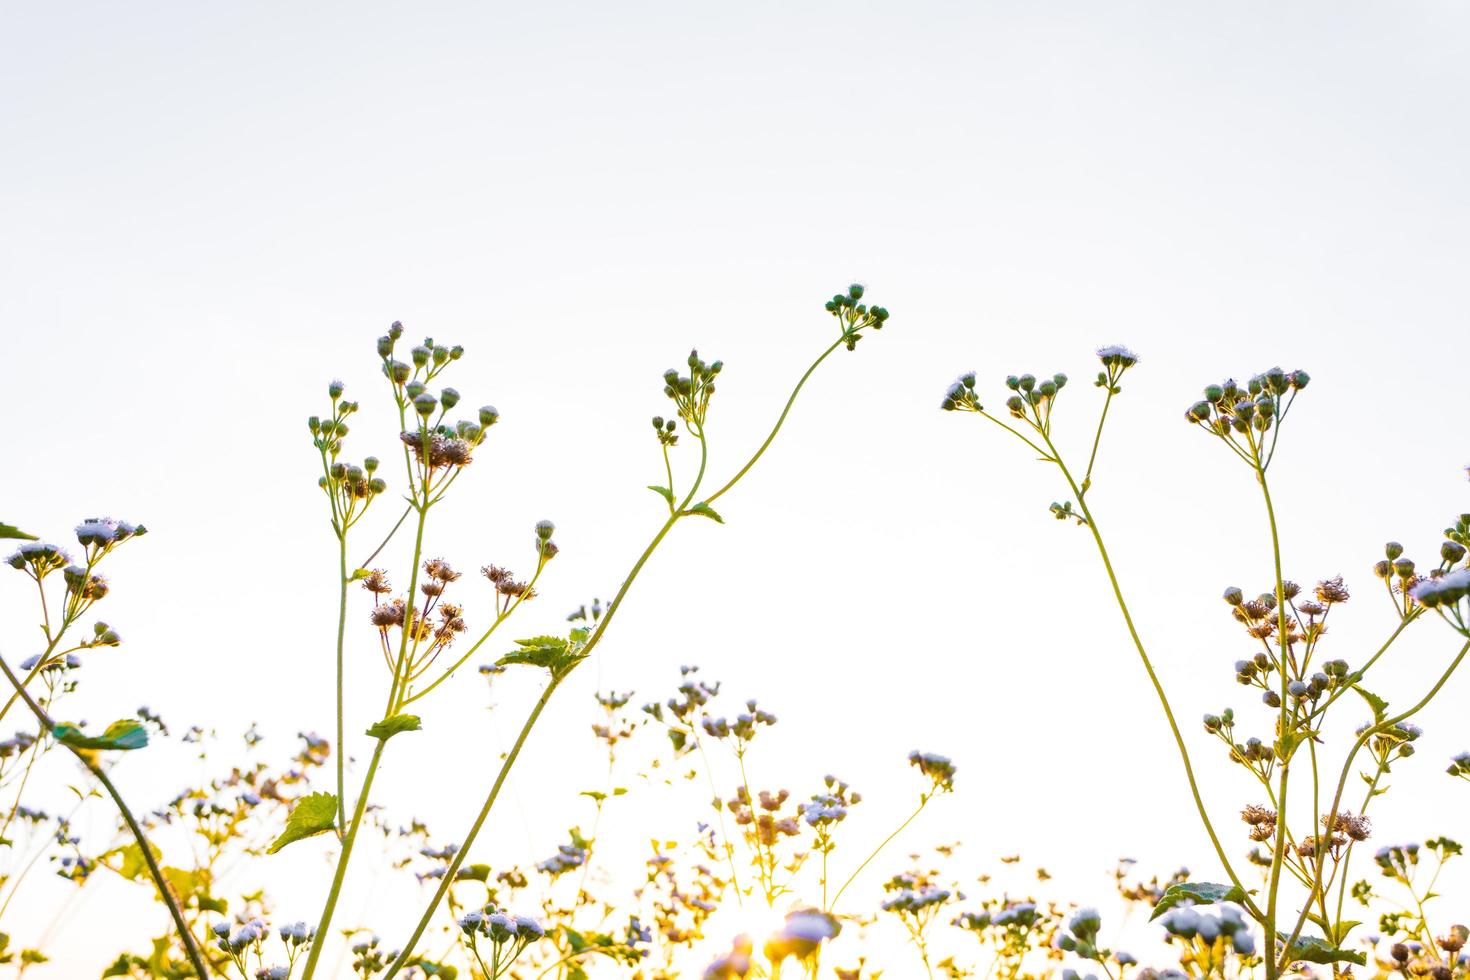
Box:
left=299, top=739, right=387, bottom=980
left=829, top=795, right=928, bottom=912
left=0, top=651, right=213, bottom=978
left=334, top=536, right=349, bottom=836
left=703, top=337, right=841, bottom=505
left=1276, top=639, right=1470, bottom=969
left=380, top=679, right=560, bottom=979
left=1041, top=432, right=1259, bottom=917
left=1258, top=471, right=1291, bottom=980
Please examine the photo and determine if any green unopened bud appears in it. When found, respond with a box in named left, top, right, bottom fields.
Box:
left=388, top=321, right=404, bottom=340
left=479, top=405, right=500, bottom=427
left=406, top=381, right=426, bottom=399
left=364, top=456, right=379, bottom=472
left=1018, top=374, right=1036, bottom=392
left=388, top=360, right=411, bottom=384
left=1186, top=401, right=1211, bottom=423
left=1386, top=541, right=1404, bottom=560
left=409, top=345, right=429, bottom=367
left=440, top=387, right=461, bottom=409
left=308, top=416, right=321, bottom=433
left=1290, top=370, right=1310, bottom=389
left=535, top=520, right=556, bottom=541
left=1223, top=586, right=1243, bottom=606
left=848, top=283, right=864, bottom=300
left=1038, top=380, right=1057, bottom=397
left=1393, top=558, right=1416, bottom=578
left=1442, top=541, right=1467, bottom=563
left=369, top=478, right=387, bottom=494
left=1053, top=373, right=1068, bottom=389
left=329, top=379, right=345, bottom=399
left=432, top=345, right=449, bottom=366
left=413, top=393, right=438, bottom=416
left=377, top=335, right=394, bottom=357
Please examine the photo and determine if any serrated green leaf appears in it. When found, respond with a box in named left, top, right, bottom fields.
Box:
left=685, top=502, right=724, bottom=523
left=647, top=485, right=674, bottom=505
left=1150, top=881, right=1249, bottom=920
left=0, top=523, right=37, bottom=541
left=498, top=630, right=590, bottom=675
left=1354, top=686, right=1390, bottom=724
left=366, top=714, right=422, bottom=741
left=267, top=792, right=338, bottom=854
left=1277, top=932, right=1367, bottom=966
left=53, top=719, right=149, bottom=752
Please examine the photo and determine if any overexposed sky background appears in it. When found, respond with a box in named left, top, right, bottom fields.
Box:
left=3, top=1, right=1470, bottom=974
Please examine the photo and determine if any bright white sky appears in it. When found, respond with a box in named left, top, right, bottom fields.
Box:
left=3, top=1, right=1469, bottom=975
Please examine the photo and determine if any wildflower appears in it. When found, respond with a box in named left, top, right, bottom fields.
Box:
left=1410, top=568, right=1470, bottom=609
left=766, top=910, right=841, bottom=963
left=703, top=936, right=753, bottom=979
left=1315, top=576, right=1351, bottom=604
left=1096, top=345, right=1139, bottom=369
left=908, top=750, right=957, bottom=791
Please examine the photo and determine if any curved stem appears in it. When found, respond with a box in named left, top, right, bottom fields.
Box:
left=0, top=651, right=213, bottom=978
left=703, top=337, right=842, bottom=505
left=829, top=795, right=929, bottom=913
left=1041, top=431, right=1259, bottom=918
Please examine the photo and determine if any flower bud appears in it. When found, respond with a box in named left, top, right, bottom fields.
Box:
left=1386, top=541, right=1404, bottom=560
left=377, top=335, right=393, bottom=357
left=440, top=387, right=461, bottom=409
left=413, top=393, right=438, bottom=416
left=1443, top=541, right=1467, bottom=564
left=411, top=345, right=430, bottom=367
left=848, top=283, right=865, bottom=300
left=535, top=520, right=555, bottom=540
left=479, top=405, right=500, bottom=427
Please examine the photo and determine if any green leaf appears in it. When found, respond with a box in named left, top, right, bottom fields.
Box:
left=53, top=719, right=149, bottom=752
left=1150, top=881, right=1249, bottom=920
left=498, top=628, right=591, bottom=675
left=104, top=841, right=162, bottom=880
left=647, top=485, right=674, bottom=505
left=267, top=792, right=338, bottom=854
left=684, top=502, right=724, bottom=523
left=0, top=523, right=37, bottom=541
left=1277, top=932, right=1367, bottom=966
left=1354, top=686, right=1390, bottom=724
left=456, top=863, right=491, bottom=882
left=365, top=714, right=422, bottom=741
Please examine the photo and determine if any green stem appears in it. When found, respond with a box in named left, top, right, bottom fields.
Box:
left=1042, top=431, right=1259, bottom=918
left=299, top=739, right=387, bottom=980
left=335, top=536, right=348, bottom=837
left=1258, top=471, right=1291, bottom=980
left=380, top=679, right=561, bottom=979
left=703, top=337, right=842, bottom=505
left=0, top=651, right=213, bottom=978
left=1276, top=638, right=1470, bottom=971
left=829, top=795, right=929, bottom=913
